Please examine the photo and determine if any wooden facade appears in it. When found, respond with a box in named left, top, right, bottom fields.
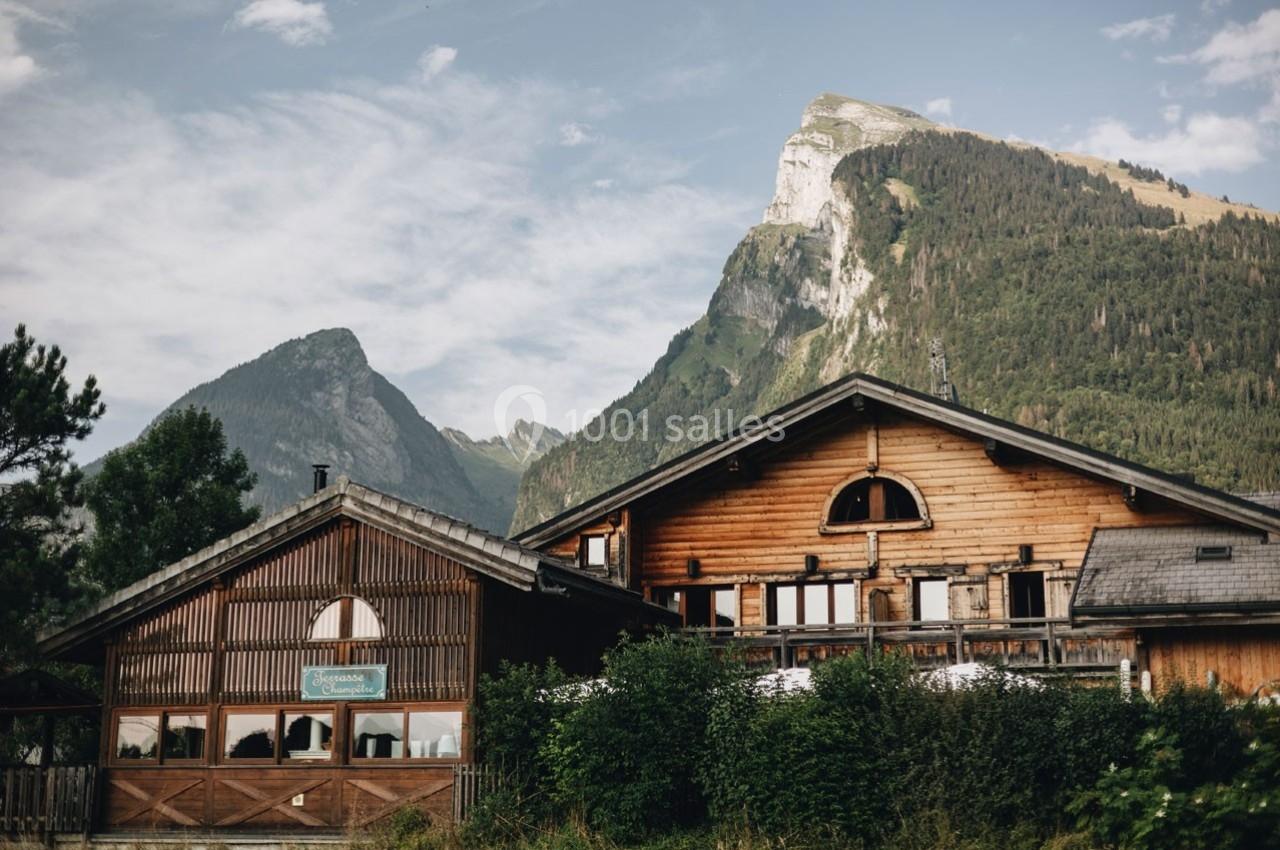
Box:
left=39, top=482, right=671, bottom=832
left=517, top=375, right=1280, bottom=693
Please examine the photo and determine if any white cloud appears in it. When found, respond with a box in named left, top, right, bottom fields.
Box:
left=558, top=121, right=596, bottom=146
left=418, top=45, right=456, bottom=81
left=0, top=57, right=752, bottom=448
left=231, top=0, right=332, bottom=47
left=1070, top=112, right=1263, bottom=176
left=1102, top=14, right=1176, bottom=42
left=592, top=178, right=614, bottom=190
left=1161, top=103, right=1182, bottom=123
left=0, top=2, right=50, bottom=97
left=1181, top=8, right=1280, bottom=85
left=924, top=97, right=952, bottom=118
left=1201, top=0, right=1231, bottom=14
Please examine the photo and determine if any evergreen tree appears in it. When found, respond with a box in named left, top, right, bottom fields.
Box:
left=0, top=324, right=104, bottom=669
left=83, top=407, right=259, bottom=592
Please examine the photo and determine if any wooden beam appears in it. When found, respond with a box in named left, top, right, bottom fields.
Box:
left=1123, top=484, right=1145, bottom=512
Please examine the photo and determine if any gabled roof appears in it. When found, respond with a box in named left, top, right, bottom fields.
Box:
left=514, top=373, right=1280, bottom=546
left=40, top=477, right=669, bottom=660
left=1073, top=525, right=1280, bottom=622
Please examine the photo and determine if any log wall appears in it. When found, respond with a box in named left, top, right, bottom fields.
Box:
left=1143, top=626, right=1280, bottom=697
left=546, top=412, right=1199, bottom=627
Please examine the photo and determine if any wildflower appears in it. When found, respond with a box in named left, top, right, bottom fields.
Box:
left=1250, top=740, right=1261, bottom=751
left=1261, top=799, right=1269, bottom=809
left=1108, top=762, right=1117, bottom=773
left=1162, top=791, right=1172, bottom=802
left=1120, top=791, right=1129, bottom=798
left=1194, top=797, right=1204, bottom=805
left=1155, top=808, right=1166, bottom=819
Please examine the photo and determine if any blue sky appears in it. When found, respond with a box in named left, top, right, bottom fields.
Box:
left=3, top=0, right=1279, bottom=462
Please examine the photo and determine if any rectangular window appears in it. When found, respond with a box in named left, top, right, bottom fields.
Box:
left=162, top=714, right=206, bottom=761
left=1008, top=572, right=1046, bottom=621
left=914, top=578, right=949, bottom=622
left=713, top=588, right=736, bottom=627
left=224, top=713, right=276, bottom=760
left=352, top=711, right=404, bottom=759
left=582, top=534, right=607, bottom=568
left=650, top=585, right=736, bottom=628
left=408, top=711, right=463, bottom=758
left=351, top=707, right=464, bottom=760
left=115, top=714, right=159, bottom=760
left=768, top=582, right=859, bottom=626
left=282, top=712, right=334, bottom=761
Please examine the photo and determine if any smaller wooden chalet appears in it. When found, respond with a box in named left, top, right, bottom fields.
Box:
left=514, top=373, right=1280, bottom=697
left=1075, top=525, right=1280, bottom=697
left=37, top=478, right=674, bottom=832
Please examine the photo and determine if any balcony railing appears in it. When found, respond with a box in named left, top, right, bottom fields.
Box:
left=683, top=617, right=1134, bottom=674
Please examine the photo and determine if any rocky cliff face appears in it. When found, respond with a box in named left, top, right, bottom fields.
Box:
left=763, top=94, right=935, bottom=228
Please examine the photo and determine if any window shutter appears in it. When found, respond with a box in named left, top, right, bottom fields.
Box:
left=868, top=587, right=891, bottom=623
left=1045, top=569, right=1078, bottom=618
left=949, top=575, right=989, bottom=620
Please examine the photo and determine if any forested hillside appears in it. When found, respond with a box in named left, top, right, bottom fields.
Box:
left=512, top=131, right=1280, bottom=530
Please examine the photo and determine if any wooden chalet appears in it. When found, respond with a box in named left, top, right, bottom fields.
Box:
left=35, top=478, right=674, bottom=833
left=514, top=373, right=1280, bottom=697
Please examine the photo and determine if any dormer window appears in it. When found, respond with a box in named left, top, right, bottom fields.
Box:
left=580, top=534, right=608, bottom=569
left=821, top=472, right=931, bottom=533
left=309, top=596, right=384, bottom=641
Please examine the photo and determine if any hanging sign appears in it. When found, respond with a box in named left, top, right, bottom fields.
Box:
left=301, top=665, right=388, bottom=700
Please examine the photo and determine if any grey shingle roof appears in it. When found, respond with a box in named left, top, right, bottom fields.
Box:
left=1074, top=525, right=1280, bottom=615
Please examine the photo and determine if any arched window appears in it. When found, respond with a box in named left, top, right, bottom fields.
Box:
left=821, top=472, right=930, bottom=532
left=309, top=597, right=384, bottom=641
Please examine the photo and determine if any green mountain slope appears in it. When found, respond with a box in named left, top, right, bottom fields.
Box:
left=94, top=328, right=517, bottom=531
left=442, top=421, right=565, bottom=529
left=511, top=99, right=1280, bottom=532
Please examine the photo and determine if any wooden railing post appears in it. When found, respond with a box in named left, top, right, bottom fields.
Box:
left=1046, top=620, right=1058, bottom=669
left=953, top=624, right=965, bottom=664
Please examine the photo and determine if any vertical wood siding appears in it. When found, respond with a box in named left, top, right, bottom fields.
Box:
left=111, top=518, right=475, bottom=706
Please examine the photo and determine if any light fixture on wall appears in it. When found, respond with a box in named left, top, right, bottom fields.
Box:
left=804, top=554, right=819, bottom=574
left=686, top=558, right=700, bottom=578
left=1018, top=544, right=1033, bottom=565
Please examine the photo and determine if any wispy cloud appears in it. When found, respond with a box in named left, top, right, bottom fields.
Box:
left=1102, top=14, right=1176, bottom=43
left=0, top=49, right=753, bottom=443
left=1071, top=112, right=1263, bottom=175
left=924, top=97, right=952, bottom=118
left=0, top=1, right=56, bottom=97
left=231, top=0, right=332, bottom=47
left=418, top=45, right=456, bottom=81
left=642, top=60, right=729, bottom=101
left=1167, top=8, right=1280, bottom=85
left=558, top=122, right=597, bottom=146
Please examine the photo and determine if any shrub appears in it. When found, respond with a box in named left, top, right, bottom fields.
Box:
left=1069, top=692, right=1280, bottom=850
left=542, top=633, right=742, bottom=840
left=472, top=660, right=574, bottom=837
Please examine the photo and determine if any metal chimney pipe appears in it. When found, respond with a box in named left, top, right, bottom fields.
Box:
left=312, top=464, right=330, bottom=493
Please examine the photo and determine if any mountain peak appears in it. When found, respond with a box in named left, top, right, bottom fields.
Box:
left=764, top=93, right=936, bottom=228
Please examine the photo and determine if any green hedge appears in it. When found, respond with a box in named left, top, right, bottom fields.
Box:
left=470, top=635, right=1279, bottom=849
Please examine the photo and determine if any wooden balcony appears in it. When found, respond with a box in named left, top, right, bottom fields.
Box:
left=683, top=617, right=1135, bottom=675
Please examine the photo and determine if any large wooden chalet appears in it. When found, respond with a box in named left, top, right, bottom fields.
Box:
left=515, top=374, right=1280, bottom=697
left=35, top=480, right=674, bottom=832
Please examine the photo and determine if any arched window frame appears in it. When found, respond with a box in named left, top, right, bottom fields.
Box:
left=819, top=470, right=932, bottom=534
left=307, top=595, right=385, bottom=642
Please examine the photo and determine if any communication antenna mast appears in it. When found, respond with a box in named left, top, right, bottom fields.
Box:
left=929, top=337, right=958, bottom=404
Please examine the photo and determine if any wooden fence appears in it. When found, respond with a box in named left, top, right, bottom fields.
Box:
left=685, top=616, right=1134, bottom=673
left=0, top=765, right=95, bottom=837
left=451, top=763, right=503, bottom=822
